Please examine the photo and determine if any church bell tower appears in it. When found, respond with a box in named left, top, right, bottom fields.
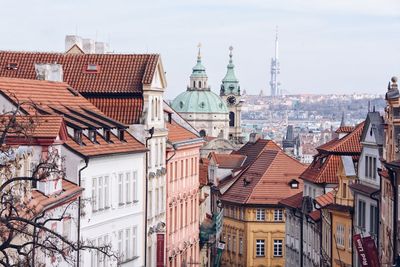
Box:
left=220, top=46, right=243, bottom=143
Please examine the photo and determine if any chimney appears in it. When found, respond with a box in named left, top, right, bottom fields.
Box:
left=249, top=133, right=262, bottom=144
left=65, top=35, right=83, bottom=52
left=34, top=63, right=63, bottom=82
left=82, top=38, right=95, bottom=54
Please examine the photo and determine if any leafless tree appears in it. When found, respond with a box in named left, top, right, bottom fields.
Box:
left=0, top=98, right=118, bottom=267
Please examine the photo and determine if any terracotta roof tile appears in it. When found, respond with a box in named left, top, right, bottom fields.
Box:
left=221, top=149, right=306, bottom=205
left=317, top=121, right=365, bottom=154
left=167, top=119, right=200, bottom=143
left=308, top=210, right=321, bottom=221
left=315, top=191, right=334, bottom=208
left=335, top=126, right=355, bottom=134
left=87, top=96, right=143, bottom=124
left=0, top=51, right=159, bottom=93
left=349, top=183, right=379, bottom=195
left=0, top=77, right=146, bottom=157
left=211, top=153, right=246, bottom=169
left=279, top=192, right=303, bottom=209
left=232, top=139, right=281, bottom=167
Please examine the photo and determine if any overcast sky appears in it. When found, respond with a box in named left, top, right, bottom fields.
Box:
left=1, top=0, right=400, bottom=99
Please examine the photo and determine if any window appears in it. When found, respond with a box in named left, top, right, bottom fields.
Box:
left=149, top=191, right=152, bottom=217
left=185, top=201, right=189, bottom=226
left=180, top=203, right=183, bottom=228
left=358, top=200, right=366, bottom=230
left=365, top=155, right=377, bottom=179
left=342, top=182, right=347, bottom=198
left=239, top=238, right=243, bottom=255
left=133, top=171, right=138, bottom=201
left=336, top=224, right=345, bottom=247
left=160, top=186, right=164, bottom=212
left=125, top=228, right=131, bottom=259
left=155, top=188, right=159, bottom=214
left=118, top=174, right=124, bottom=205
left=126, top=172, right=131, bottom=203
left=348, top=227, right=352, bottom=250
left=227, top=235, right=231, bottom=251
left=256, top=209, right=265, bottom=221
left=104, top=176, right=109, bottom=208
left=240, top=208, right=244, bottom=220
left=155, top=143, right=159, bottom=167
left=174, top=206, right=178, bottom=232
left=133, top=226, right=137, bottom=256
left=256, top=239, right=265, bottom=256
left=274, top=209, right=283, bottom=221
left=98, top=177, right=103, bottom=210
left=232, top=236, right=236, bottom=253
left=273, top=240, right=283, bottom=257
left=92, top=177, right=97, bottom=211
left=118, top=230, right=123, bottom=260
left=370, top=205, right=378, bottom=236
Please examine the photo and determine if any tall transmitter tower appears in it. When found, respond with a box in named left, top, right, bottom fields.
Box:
left=270, top=27, right=281, bottom=96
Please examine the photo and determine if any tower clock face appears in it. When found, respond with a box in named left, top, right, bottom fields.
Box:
left=227, top=96, right=236, bottom=105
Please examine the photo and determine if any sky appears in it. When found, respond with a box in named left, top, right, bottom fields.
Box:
left=1, top=0, right=400, bottom=99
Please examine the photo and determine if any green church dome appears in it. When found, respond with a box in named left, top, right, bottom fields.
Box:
left=172, top=90, right=228, bottom=114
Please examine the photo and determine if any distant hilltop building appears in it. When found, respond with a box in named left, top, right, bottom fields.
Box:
left=270, top=27, right=281, bottom=97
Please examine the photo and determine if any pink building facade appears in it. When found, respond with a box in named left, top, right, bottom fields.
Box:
left=166, top=119, right=203, bottom=267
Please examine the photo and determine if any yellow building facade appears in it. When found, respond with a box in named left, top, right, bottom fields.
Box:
left=221, top=205, right=286, bottom=267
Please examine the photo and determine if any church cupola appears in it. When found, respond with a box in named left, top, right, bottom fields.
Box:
left=189, top=43, right=209, bottom=91
left=220, top=46, right=240, bottom=96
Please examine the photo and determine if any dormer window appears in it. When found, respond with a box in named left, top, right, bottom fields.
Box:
left=6, top=63, right=18, bottom=70
left=289, top=179, right=299, bottom=189
left=89, top=130, right=97, bottom=143
left=85, top=64, right=99, bottom=73
left=104, top=129, right=111, bottom=142
left=118, top=129, right=125, bottom=141
left=74, top=129, right=82, bottom=145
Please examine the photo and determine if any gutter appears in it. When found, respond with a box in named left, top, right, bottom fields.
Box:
left=77, top=157, right=89, bottom=267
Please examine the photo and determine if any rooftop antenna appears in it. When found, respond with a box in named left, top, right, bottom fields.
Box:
left=368, top=100, right=371, bottom=112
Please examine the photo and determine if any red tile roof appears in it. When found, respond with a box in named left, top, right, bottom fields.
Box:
left=221, top=149, right=306, bottom=205
left=0, top=51, right=159, bottom=93
left=0, top=77, right=146, bottom=157
left=87, top=96, right=143, bottom=124
left=232, top=139, right=281, bottom=167
left=199, top=158, right=209, bottom=186
left=210, top=153, right=246, bottom=169
left=0, top=115, right=66, bottom=140
left=335, top=126, right=355, bottom=134
left=315, top=191, right=335, bottom=208
left=279, top=192, right=303, bottom=209
left=317, top=121, right=365, bottom=154
left=167, top=119, right=200, bottom=143
left=300, top=122, right=364, bottom=184
left=308, top=210, right=321, bottom=221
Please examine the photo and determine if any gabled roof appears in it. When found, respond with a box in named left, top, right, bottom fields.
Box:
left=0, top=51, right=159, bottom=94
left=317, top=121, right=365, bottom=154
left=360, top=111, right=384, bottom=146
left=231, top=138, right=281, bottom=167
left=210, top=153, right=246, bottom=169
left=221, top=149, right=306, bottom=205
left=0, top=77, right=146, bottom=157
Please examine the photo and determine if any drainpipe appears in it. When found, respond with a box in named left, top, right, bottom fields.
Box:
left=144, top=127, right=154, bottom=267
left=388, top=168, right=399, bottom=265
left=77, top=157, right=89, bottom=267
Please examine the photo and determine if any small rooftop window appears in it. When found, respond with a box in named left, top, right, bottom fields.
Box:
left=6, top=63, right=18, bottom=70
left=86, top=64, right=99, bottom=73
left=89, top=130, right=97, bottom=143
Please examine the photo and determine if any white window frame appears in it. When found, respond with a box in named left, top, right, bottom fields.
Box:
left=256, top=208, right=265, bottom=221
left=92, top=177, right=98, bottom=212
left=274, top=209, right=283, bottom=221
left=256, top=239, right=265, bottom=257
left=118, top=173, right=124, bottom=205
left=273, top=239, right=283, bottom=257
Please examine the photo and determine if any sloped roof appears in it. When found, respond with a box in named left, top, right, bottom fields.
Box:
left=317, top=121, right=365, bottom=154
left=167, top=119, right=199, bottom=143
left=221, top=149, right=306, bottom=205
left=360, top=111, right=384, bottom=146
left=210, top=153, right=246, bottom=169
left=315, top=191, right=334, bottom=208
left=308, top=210, right=321, bottom=221
left=0, top=51, right=159, bottom=93
left=0, top=77, right=146, bottom=157
left=335, top=126, right=354, bottom=134
left=279, top=191, right=303, bottom=209
left=231, top=139, right=281, bottom=167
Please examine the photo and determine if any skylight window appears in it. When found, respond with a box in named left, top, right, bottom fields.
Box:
left=6, top=63, right=18, bottom=70
left=86, top=64, right=99, bottom=73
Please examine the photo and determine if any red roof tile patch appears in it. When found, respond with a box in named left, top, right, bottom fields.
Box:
left=232, top=139, right=281, bottom=167
left=335, top=126, right=355, bottom=134
left=300, top=154, right=341, bottom=184
left=167, top=119, right=200, bottom=143
left=308, top=210, right=321, bottom=221
left=211, top=153, right=246, bottom=169
left=315, top=191, right=334, bottom=208
left=199, top=158, right=209, bottom=186
left=87, top=96, right=143, bottom=124
left=279, top=192, right=303, bottom=209
left=0, top=51, right=159, bottom=93
left=221, top=150, right=306, bottom=205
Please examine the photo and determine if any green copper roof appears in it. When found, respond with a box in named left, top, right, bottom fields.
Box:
left=171, top=90, right=228, bottom=114
left=191, top=49, right=207, bottom=78
left=221, top=47, right=240, bottom=96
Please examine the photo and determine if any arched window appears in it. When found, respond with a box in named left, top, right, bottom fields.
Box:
left=198, top=81, right=202, bottom=88
left=199, top=130, right=206, bottom=137
left=193, top=81, right=196, bottom=88
left=229, top=112, right=235, bottom=127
